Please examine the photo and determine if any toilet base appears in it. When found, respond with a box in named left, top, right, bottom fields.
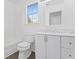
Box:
left=18, top=49, right=31, bottom=59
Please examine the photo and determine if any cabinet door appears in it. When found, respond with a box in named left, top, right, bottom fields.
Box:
left=35, top=35, right=46, bottom=59
left=47, top=36, right=60, bottom=59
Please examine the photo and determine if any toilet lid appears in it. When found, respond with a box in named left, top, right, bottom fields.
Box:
left=17, top=42, right=30, bottom=48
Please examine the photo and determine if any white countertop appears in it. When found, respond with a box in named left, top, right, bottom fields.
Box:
left=37, top=32, right=75, bottom=36
left=36, top=29, right=75, bottom=36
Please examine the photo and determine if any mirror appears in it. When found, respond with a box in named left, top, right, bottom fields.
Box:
left=49, top=11, right=62, bottom=25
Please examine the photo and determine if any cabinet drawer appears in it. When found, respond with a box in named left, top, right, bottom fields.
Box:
left=61, top=37, right=74, bottom=49
left=61, top=48, right=74, bottom=59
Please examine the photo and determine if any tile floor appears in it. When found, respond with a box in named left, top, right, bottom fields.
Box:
left=5, top=51, right=35, bottom=59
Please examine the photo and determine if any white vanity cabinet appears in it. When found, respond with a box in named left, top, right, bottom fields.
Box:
left=35, top=34, right=75, bottom=59
left=35, top=35, right=61, bottom=59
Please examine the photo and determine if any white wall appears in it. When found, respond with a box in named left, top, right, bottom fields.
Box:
left=63, top=0, right=75, bottom=28
left=4, top=0, right=24, bottom=58
left=40, top=0, right=74, bottom=29
left=24, top=0, right=75, bottom=34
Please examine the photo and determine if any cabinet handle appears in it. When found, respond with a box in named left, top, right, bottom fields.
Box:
left=69, top=54, right=72, bottom=57
left=44, top=35, right=48, bottom=42
left=69, top=42, right=72, bottom=45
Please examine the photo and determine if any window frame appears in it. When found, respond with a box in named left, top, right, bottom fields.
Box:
left=26, top=1, right=39, bottom=24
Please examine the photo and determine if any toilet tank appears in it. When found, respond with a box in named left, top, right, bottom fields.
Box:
left=23, top=34, right=35, bottom=52
left=23, top=34, right=35, bottom=43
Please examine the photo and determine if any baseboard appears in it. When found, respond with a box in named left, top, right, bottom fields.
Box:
left=4, top=40, right=22, bottom=58
left=4, top=40, right=35, bottom=58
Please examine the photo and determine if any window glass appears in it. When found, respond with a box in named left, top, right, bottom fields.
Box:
left=27, top=3, right=38, bottom=24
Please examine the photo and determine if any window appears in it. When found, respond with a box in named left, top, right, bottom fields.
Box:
left=27, top=3, right=38, bottom=24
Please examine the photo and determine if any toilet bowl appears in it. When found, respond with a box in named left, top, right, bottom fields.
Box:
left=17, top=35, right=35, bottom=59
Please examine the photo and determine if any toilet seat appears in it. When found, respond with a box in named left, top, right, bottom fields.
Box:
left=17, top=42, right=31, bottom=51
left=17, top=42, right=30, bottom=48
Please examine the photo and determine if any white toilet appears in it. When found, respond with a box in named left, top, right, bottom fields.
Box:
left=17, top=34, right=35, bottom=59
